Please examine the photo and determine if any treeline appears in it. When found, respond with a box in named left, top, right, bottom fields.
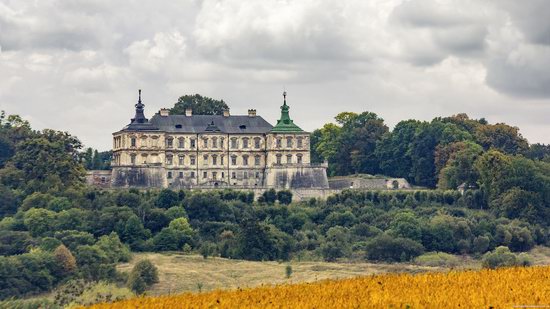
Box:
left=310, top=112, right=549, bottom=187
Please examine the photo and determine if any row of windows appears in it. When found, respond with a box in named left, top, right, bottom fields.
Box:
left=126, top=136, right=306, bottom=150
left=167, top=171, right=262, bottom=180
left=128, top=153, right=304, bottom=165
left=129, top=154, right=265, bottom=166
left=275, top=154, right=303, bottom=164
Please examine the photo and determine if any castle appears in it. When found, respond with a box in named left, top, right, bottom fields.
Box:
left=110, top=90, right=329, bottom=190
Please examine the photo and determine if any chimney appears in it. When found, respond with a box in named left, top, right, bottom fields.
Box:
left=159, top=108, right=170, bottom=116
left=223, top=109, right=230, bottom=117
left=248, top=109, right=257, bottom=117
left=185, top=107, right=193, bottom=116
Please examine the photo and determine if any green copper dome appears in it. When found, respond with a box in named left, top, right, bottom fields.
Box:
left=270, top=92, right=304, bottom=133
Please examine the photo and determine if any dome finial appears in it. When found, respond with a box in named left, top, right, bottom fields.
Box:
left=138, top=89, right=142, bottom=103
left=283, top=90, right=287, bottom=106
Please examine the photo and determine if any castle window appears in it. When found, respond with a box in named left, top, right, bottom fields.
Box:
left=231, top=156, right=237, bottom=165
left=167, top=171, right=172, bottom=179
left=231, top=172, right=236, bottom=179
left=166, top=138, right=173, bottom=148
left=130, top=154, right=136, bottom=165
left=166, top=155, right=173, bottom=165
left=297, top=154, right=303, bottom=164
left=178, top=138, right=185, bottom=148
left=255, top=155, right=260, bottom=166
left=131, top=137, right=136, bottom=147
left=212, top=155, right=218, bottom=166
left=190, top=171, right=195, bottom=178
left=221, top=155, right=224, bottom=165
left=212, top=137, right=218, bottom=148
left=297, top=137, right=303, bottom=148
left=220, top=137, right=225, bottom=147
left=203, top=155, right=208, bottom=165
left=203, top=172, right=207, bottom=178
left=221, top=172, right=225, bottom=178
left=178, top=155, right=184, bottom=165
left=256, top=172, right=260, bottom=179
left=179, top=171, right=184, bottom=178
left=242, top=138, right=249, bottom=149
left=254, top=137, right=261, bottom=149
left=286, top=137, right=293, bottom=148
left=190, top=139, right=196, bottom=148
left=276, top=154, right=282, bottom=165
left=287, top=154, right=292, bottom=164
left=231, top=138, right=238, bottom=149
left=190, top=156, right=196, bottom=165
left=244, top=172, right=248, bottom=179
left=212, top=172, right=217, bottom=179
left=243, top=155, right=249, bottom=166
left=276, top=138, right=282, bottom=148
left=203, top=138, right=208, bottom=148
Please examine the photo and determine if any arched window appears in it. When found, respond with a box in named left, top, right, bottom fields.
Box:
left=130, top=153, right=136, bottom=165
left=297, top=137, right=303, bottom=149
left=254, top=137, right=261, bottom=149
left=231, top=138, right=238, bottom=149
left=254, top=155, right=261, bottom=166
left=286, top=137, right=293, bottom=148
left=203, top=138, right=208, bottom=148
left=212, top=155, right=218, bottom=165
left=130, top=137, right=137, bottom=147
left=231, top=155, right=237, bottom=165
left=178, top=137, right=185, bottom=148
left=212, top=137, right=218, bottom=148
left=203, top=154, right=208, bottom=165
left=297, top=154, right=303, bottom=164
left=243, top=155, right=249, bottom=166
left=166, top=154, right=173, bottom=165
left=286, top=154, right=292, bottom=164
left=276, top=138, right=282, bottom=148
left=190, top=155, right=196, bottom=165
left=178, top=155, right=184, bottom=165
left=242, top=138, right=249, bottom=149
left=166, top=137, right=173, bottom=148
left=276, top=154, right=282, bottom=165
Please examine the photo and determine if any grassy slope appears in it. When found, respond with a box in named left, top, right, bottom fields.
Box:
left=118, top=253, right=452, bottom=296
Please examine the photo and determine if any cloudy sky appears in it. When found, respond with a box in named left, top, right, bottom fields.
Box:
left=1, top=0, right=550, bottom=150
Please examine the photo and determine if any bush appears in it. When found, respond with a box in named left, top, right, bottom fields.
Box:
left=364, top=234, right=424, bottom=262
left=414, top=252, right=461, bottom=267
left=127, top=259, right=159, bottom=294
left=481, top=246, right=531, bottom=269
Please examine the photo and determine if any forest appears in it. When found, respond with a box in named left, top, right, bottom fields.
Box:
left=2, top=105, right=550, bottom=301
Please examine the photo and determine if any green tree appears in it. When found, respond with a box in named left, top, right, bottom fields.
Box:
left=170, top=94, right=229, bottom=115
left=475, top=123, right=529, bottom=155
left=23, top=208, right=57, bottom=237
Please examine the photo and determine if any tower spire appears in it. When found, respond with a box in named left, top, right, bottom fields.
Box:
left=131, top=89, right=148, bottom=124
left=270, top=89, right=303, bottom=133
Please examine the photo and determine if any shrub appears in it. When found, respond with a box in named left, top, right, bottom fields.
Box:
left=414, top=252, right=461, bottom=267
left=482, top=246, right=523, bottom=269
left=365, top=234, right=424, bottom=262
left=126, top=259, right=159, bottom=294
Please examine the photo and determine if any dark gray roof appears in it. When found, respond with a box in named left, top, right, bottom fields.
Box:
left=122, top=114, right=274, bottom=134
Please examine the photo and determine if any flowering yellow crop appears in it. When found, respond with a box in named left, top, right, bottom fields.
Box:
left=86, top=266, right=550, bottom=308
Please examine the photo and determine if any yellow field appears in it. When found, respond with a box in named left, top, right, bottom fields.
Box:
left=87, top=265, right=550, bottom=308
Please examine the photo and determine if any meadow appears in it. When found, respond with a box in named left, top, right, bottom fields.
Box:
left=87, top=265, right=550, bottom=308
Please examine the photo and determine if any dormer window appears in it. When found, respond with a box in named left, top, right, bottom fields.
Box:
left=239, top=125, right=246, bottom=130
left=175, top=124, right=182, bottom=129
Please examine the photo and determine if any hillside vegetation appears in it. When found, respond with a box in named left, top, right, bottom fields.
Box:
left=3, top=109, right=550, bottom=304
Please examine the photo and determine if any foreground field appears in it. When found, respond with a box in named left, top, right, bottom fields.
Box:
left=88, top=265, right=550, bottom=308
left=117, top=252, right=449, bottom=295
